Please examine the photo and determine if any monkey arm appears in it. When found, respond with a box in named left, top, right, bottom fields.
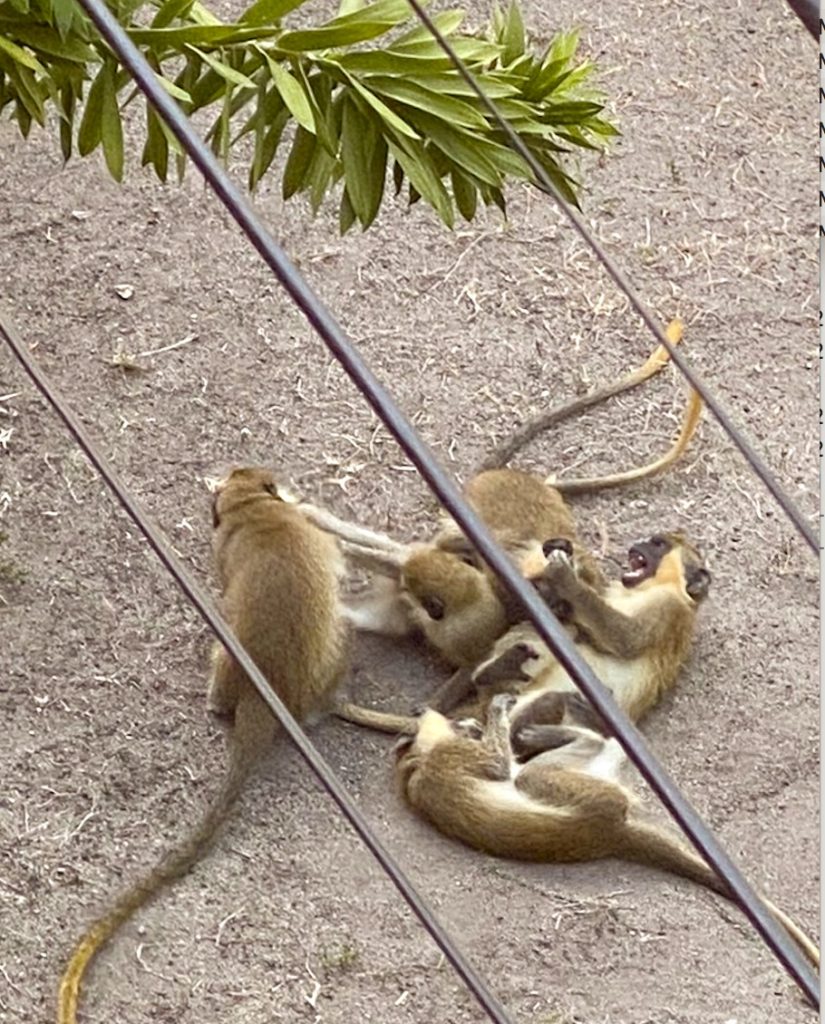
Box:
left=425, top=667, right=476, bottom=714
left=339, top=541, right=406, bottom=577
left=297, top=502, right=409, bottom=556
left=536, top=556, right=661, bottom=660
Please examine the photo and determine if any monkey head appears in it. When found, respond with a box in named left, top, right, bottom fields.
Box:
left=622, top=532, right=711, bottom=602
left=210, top=466, right=291, bottom=527
left=400, top=548, right=503, bottom=627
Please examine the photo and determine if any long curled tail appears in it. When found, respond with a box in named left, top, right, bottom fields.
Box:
left=335, top=700, right=418, bottom=735
left=480, top=319, right=685, bottom=471
left=620, top=820, right=820, bottom=969
left=549, top=387, right=703, bottom=496
left=58, top=697, right=272, bottom=1024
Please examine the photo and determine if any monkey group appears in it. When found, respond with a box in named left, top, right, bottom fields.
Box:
left=57, top=326, right=819, bottom=1024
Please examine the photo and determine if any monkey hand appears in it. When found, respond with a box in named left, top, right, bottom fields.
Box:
left=474, top=641, right=539, bottom=689
left=534, top=547, right=579, bottom=605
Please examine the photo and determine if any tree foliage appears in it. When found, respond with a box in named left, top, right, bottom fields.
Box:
left=0, top=0, right=618, bottom=230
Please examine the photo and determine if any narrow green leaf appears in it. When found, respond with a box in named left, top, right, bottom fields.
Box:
left=392, top=10, right=464, bottom=47
left=156, top=72, right=192, bottom=103
left=59, top=80, right=74, bottom=160
left=367, top=76, right=488, bottom=131
left=8, top=63, right=44, bottom=125
left=390, top=37, right=500, bottom=64
left=259, top=50, right=314, bottom=132
left=77, top=61, right=105, bottom=154
left=240, top=0, right=304, bottom=25
left=151, top=0, right=196, bottom=28
left=337, top=0, right=363, bottom=15
left=51, top=0, right=77, bottom=40
left=188, top=45, right=257, bottom=89
left=544, top=100, right=603, bottom=124
left=282, top=124, right=316, bottom=198
left=340, top=95, right=386, bottom=227
left=451, top=167, right=476, bottom=221
left=335, top=50, right=457, bottom=75
left=142, top=105, right=169, bottom=181
left=14, top=98, right=31, bottom=135
left=278, top=0, right=411, bottom=51
left=128, top=24, right=277, bottom=46
left=6, top=24, right=95, bottom=62
left=249, top=104, right=289, bottom=188
left=386, top=133, right=453, bottom=228
left=0, top=33, right=45, bottom=73
left=546, top=28, right=579, bottom=65
left=343, top=72, right=418, bottom=139
left=404, top=109, right=500, bottom=186
left=501, top=0, right=525, bottom=65
left=100, top=60, right=123, bottom=180
left=339, top=187, right=356, bottom=233
left=392, top=157, right=403, bottom=194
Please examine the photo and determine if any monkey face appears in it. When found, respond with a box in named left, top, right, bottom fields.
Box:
left=622, top=533, right=711, bottom=602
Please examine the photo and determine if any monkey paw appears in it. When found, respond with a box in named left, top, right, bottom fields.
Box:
left=542, top=537, right=574, bottom=560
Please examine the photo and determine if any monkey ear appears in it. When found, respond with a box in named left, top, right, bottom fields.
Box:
left=262, top=481, right=285, bottom=501
left=686, top=567, right=711, bottom=601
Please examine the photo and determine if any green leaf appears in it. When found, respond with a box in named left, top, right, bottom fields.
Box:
left=249, top=103, right=288, bottom=188
left=7, top=62, right=44, bottom=125
left=142, top=104, right=169, bottom=181
left=386, top=133, right=453, bottom=227
left=58, top=79, right=74, bottom=160
left=366, top=76, right=488, bottom=131
left=240, top=0, right=305, bottom=25
left=451, top=167, right=476, bottom=221
left=278, top=0, right=411, bottom=51
left=156, top=72, right=192, bottom=103
left=51, top=0, right=77, bottom=40
left=259, top=50, right=314, bottom=132
left=100, top=60, right=123, bottom=180
left=543, top=100, right=603, bottom=124
left=340, top=95, right=386, bottom=227
left=404, top=109, right=500, bottom=185
left=77, top=61, right=105, bottom=155
left=392, top=10, right=464, bottom=46
left=151, top=0, right=196, bottom=28
left=343, top=72, right=418, bottom=139
left=5, top=24, right=96, bottom=62
left=188, top=45, right=257, bottom=89
left=0, top=33, right=46, bottom=73
left=282, top=124, right=316, bottom=198
left=339, top=187, right=357, bottom=233
left=501, top=0, right=525, bottom=65
left=546, top=28, right=579, bottom=65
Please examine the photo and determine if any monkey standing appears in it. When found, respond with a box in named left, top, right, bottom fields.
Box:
left=58, top=467, right=349, bottom=1024
left=394, top=694, right=820, bottom=968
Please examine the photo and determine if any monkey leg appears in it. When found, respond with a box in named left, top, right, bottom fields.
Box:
left=516, top=764, right=630, bottom=825
left=474, top=640, right=539, bottom=690
left=423, top=667, right=476, bottom=715
left=480, top=694, right=518, bottom=763
left=206, top=644, right=240, bottom=717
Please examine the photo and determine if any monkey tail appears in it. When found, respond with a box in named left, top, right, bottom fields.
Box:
left=335, top=700, right=418, bottom=735
left=479, top=320, right=684, bottom=471
left=549, top=388, right=703, bottom=496
left=619, top=820, right=820, bottom=969
left=57, top=697, right=273, bottom=1024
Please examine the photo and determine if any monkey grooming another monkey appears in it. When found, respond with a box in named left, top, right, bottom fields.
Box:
left=58, top=467, right=349, bottom=1024
left=395, top=695, right=820, bottom=968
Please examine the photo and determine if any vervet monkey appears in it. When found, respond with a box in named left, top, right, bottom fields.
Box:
left=394, top=695, right=819, bottom=969
left=58, top=467, right=349, bottom=1024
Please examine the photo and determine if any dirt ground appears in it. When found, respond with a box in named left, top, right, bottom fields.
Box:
left=0, top=1, right=818, bottom=1022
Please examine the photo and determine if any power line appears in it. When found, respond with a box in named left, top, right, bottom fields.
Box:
left=403, top=0, right=818, bottom=558
left=28, top=0, right=822, bottom=1007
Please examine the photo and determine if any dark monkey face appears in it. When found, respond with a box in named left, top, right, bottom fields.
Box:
left=622, top=532, right=711, bottom=601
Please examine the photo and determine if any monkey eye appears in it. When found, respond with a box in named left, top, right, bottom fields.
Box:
left=420, top=595, right=445, bottom=621
left=649, top=534, right=668, bottom=549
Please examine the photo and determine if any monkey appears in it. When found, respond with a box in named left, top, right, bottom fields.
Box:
left=333, top=531, right=710, bottom=742
left=57, top=466, right=349, bottom=1024
left=301, top=374, right=702, bottom=673
left=394, top=694, right=820, bottom=969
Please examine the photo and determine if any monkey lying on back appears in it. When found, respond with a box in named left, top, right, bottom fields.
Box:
left=394, top=694, right=820, bottom=968
left=58, top=467, right=349, bottom=1024
left=304, top=327, right=703, bottom=671
left=336, top=532, right=710, bottom=740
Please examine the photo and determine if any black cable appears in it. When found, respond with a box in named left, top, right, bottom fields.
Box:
left=403, top=0, right=818, bottom=558
left=0, top=315, right=515, bottom=1024
left=34, top=0, right=821, bottom=1006
left=784, top=0, right=818, bottom=38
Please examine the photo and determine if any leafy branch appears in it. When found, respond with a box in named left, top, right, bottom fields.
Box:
left=0, top=0, right=618, bottom=230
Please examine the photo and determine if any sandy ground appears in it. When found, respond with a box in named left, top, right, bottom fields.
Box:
left=0, top=1, right=818, bottom=1022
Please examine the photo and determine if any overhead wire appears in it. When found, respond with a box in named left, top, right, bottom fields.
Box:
left=9, top=0, right=819, bottom=1009
left=402, top=0, right=818, bottom=558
